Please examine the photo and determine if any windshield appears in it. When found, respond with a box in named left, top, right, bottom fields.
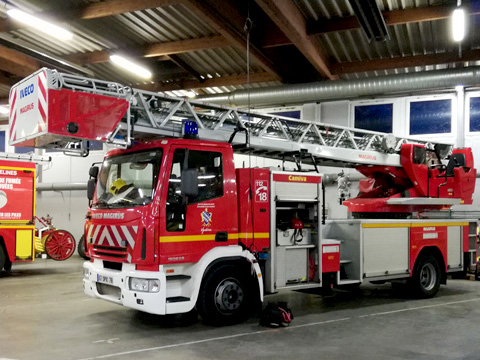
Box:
left=92, top=149, right=163, bottom=209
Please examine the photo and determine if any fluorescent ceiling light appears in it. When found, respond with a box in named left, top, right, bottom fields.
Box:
left=452, top=8, right=466, bottom=42
left=0, top=106, right=9, bottom=115
left=7, top=9, right=73, bottom=40
left=110, top=55, right=152, bottom=79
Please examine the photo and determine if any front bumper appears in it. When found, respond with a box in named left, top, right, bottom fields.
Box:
left=83, top=260, right=167, bottom=315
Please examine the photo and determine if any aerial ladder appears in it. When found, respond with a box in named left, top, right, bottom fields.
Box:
left=8, top=68, right=479, bottom=324
left=9, top=68, right=476, bottom=215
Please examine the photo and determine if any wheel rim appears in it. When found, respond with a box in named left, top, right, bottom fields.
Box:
left=420, top=263, right=436, bottom=291
left=45, top=231, right=75, bottom=260
left=214, top=278, right=244, bottom=314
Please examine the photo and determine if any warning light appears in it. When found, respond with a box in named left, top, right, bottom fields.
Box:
left=182, top=120, right=199, bottom=139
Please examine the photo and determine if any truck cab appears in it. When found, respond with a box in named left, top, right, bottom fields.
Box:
left=83, top=138, right=262, bottom=324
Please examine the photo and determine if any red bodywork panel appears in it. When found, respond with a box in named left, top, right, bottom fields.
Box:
left=236, top=168, right=270, bottom=251
left=344, top=144, right=476, bottom=214
left=158, top=141, right=239, bottom=265
left=0, top=161, right=36, bottom=263
left=48, top=89, right=128, bottom=141
left=322, top=242, right=340, bottom=273
left=409, top=226, right=448, bottom=273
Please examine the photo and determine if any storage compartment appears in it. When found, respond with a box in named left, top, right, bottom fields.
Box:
left=321, top=239, right=340, bottom=273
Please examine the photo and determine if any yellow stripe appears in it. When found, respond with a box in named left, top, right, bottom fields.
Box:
left=0, top=225, right=35, bottom=229
left=159, top=232, right=270, bottom=243
left=362, top=223, right=410, bottom=228
left=238, top=232, right=270, bottom=238
left=0, top=165, right=36, bottom=172
left=363, top=222, right=468, bottom=228
left=411, top=222, right=468, bottom=227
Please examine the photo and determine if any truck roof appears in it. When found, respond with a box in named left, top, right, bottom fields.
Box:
left=105, top=138, right=233, bottom=157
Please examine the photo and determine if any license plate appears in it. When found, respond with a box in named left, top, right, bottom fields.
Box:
left=97, top=274, right=114, bottom=285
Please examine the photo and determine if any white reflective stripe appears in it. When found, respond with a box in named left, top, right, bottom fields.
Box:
left=127, top=254, right=132, bottom=263
left=98, top=226, right=114, bottom=246
left=9, top=89, right=17, bottom=142
left=37, top=71, right=48, bottom=131
left=121, top=225, right=136, bottom=249
left=323, top=245, right=340, bottom=253
left=92, top=225, right=101, bottom=243
left=110, top=226, right=123, bottom=247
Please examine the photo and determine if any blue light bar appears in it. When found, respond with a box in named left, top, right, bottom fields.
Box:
left=182, top=120, right=199, bottom=139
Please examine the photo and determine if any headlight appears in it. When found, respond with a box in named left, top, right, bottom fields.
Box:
left=83, top=268, right=89, bottom=280
left=129, top=277, right=160, bottom=293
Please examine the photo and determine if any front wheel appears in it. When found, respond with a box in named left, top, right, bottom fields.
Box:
left=197, top=265, right=252, bottom=325
left=409, top=255, right=441, bottom=298
left=77, top=235, right=90, bottom=260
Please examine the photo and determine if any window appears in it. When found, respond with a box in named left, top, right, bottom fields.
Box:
left=354, top=103, right=393, bottom=133
left=93, top=149, right=162, bottom=209
left=270, top=110, right=301, bottom=119
left=469, top=96, right=480, bottom=132
left=409, top=99, right=451, bottom=135
left=166, top=149, right=223, bottom=232
left=15, top=146, right=35, bottom=154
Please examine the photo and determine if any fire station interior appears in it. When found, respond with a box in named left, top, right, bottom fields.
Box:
left=2, top=1, right=480, bottom=359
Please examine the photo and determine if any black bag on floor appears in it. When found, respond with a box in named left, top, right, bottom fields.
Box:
left=259, top=302, right=293, bottom=327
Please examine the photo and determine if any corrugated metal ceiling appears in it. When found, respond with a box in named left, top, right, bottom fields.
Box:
left=0, top=0, right=478, bottom=104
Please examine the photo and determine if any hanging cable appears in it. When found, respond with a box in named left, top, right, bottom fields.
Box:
left=243, top=2, right=256, bottom=253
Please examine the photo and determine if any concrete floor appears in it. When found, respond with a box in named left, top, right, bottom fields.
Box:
left=1, top=257, right=480, bottom=360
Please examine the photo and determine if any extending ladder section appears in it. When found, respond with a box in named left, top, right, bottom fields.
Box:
left=10, top=68, right=452, bottom=166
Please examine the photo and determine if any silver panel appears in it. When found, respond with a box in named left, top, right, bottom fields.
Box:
left=363, top=227, right=409, bottom=278
left=275, top=246, right=308, bottom=287
left=447, top=226, right=462, bottom=270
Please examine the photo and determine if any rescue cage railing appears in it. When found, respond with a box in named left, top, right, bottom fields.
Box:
left=47, top=69, right=454, bottom=166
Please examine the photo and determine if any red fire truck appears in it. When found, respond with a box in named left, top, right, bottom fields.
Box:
left=9, top=68, right=478, bottom=324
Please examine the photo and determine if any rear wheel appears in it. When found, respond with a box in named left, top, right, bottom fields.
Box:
left=409, top=255, right=441, bottom=298
left=197, top=265, right=252, bottom=325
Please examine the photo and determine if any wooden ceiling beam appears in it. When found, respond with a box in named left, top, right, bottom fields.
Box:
left=307, top=4, right=480, bottom=35
left=0, top=0, right=181, bottom=33
left=331, top=49, right=480, bottom=74
left=255, top=0, right=336, bottom=80
left=166, top=54, right=204, bottom=83
left=0, top=75, right=17, bottom=88
left=65, top=35, right=229, bottom=65
left=182, top=0, right=282, bottom=81
left=0, top=46, right=40, bottom=77
left=143, top=72, right=277, bottom=92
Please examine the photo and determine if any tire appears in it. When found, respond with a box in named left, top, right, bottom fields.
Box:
left=197, top=264, right=253, bottom=326
left=77, top=235, right=90, bottom=260
left=0, top=245, right=5, bottom=271
left=409, top=255, right=441, bottom=298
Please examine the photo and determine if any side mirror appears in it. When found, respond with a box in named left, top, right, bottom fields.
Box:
left=181, top=168, right=198, bottom=199
left=87, top=178, right=96, bottom=201
left=89, top=166, right=99, bottom=178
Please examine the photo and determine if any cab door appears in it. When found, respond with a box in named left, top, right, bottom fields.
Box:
left=159, top=145, right=238, bottom=264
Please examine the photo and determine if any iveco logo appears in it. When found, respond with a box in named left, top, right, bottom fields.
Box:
left=20, top=84, right=34, bottom=99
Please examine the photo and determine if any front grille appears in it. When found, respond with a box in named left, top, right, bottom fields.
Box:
left=93, top=245, right=127, bottom=260
left=96, top=283, right=121, bottom=300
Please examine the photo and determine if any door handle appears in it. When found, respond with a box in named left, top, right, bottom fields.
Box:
left=215, top=232, right=228, bottom=242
